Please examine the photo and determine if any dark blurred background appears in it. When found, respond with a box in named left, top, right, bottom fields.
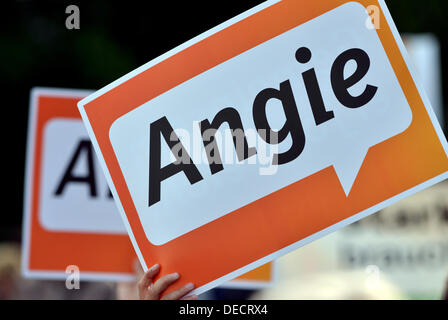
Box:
left=1, top=0, right=448, bottom=246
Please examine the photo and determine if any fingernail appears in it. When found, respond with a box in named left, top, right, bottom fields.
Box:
left=170, top=272, right=180, bottom=279
left=184, top=283, right=194, bottom=290
left=149, top=264, right=159, bottom=271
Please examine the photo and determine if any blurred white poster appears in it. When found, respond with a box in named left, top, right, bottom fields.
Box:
left=404, top=34, right=444, bottom=128
left=274, top=181, right=448, bottom=299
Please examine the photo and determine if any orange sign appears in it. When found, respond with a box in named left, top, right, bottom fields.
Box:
left=78, top=0, right=448, bottom=295
left=22, top=88, right=135, bottom=281
left=22, top=87, right=275, bottom=287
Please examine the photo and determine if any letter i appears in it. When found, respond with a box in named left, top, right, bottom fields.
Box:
left=296, top=46, right=334, bottom=126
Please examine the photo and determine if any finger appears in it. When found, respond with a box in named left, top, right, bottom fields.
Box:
left=181, top=294, right=198, bottom=301
left=161, top=282, right=195, bottom=300
left=137, top=264, right=160, bottom=293
left=148, top=273, right=180, bottom=299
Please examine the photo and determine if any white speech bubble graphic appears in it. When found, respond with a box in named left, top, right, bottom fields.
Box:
left=109, top=2, right=412, bottom=245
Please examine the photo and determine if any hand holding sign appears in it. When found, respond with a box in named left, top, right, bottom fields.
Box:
left=137, top=264, right=198, bottom=300
left=78, top=0, right=448, bottom=295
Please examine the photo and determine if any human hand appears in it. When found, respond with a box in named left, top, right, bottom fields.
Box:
left=443, top=276, right=448, bottom=300
left=138, top=264, right=197, bottom=300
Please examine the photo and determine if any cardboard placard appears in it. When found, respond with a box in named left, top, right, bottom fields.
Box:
left=77, top=0, right=448, bottom=295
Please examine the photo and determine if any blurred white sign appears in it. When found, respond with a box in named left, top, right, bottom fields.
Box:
left=404, top=34, right=444, bottom=128
left=277, top=181, right=448, bottom=298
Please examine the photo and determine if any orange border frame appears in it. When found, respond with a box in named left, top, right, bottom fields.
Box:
left=79, top=0, right=448, bottom=294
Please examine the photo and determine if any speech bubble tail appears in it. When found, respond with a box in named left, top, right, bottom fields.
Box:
left=332, top=147, right=369, bottom=197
